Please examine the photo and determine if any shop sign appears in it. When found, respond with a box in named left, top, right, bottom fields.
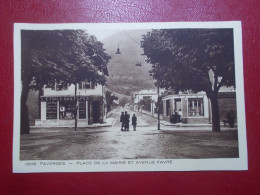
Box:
left=41, top=96, right=89, bottom=101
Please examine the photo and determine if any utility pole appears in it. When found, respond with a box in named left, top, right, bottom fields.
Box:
left=74, top=83, right=78, bottom=131
left=157, top=85, right=160, bottom=130
left=137, top=91, right=140, bottom=112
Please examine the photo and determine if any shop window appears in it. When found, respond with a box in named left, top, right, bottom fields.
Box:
left=188, top=98, right=204, bottom=117
left=59, top=101, right=76, bottom=120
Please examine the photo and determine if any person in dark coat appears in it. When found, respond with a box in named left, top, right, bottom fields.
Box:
left=120, top=112, right=125, bottom=131
left=170, top=114, right=173, bottom=123
left=124, top=111, right=130, bottom=131
left=132, top=114, right=137, bottom=131
left=226, top=109, right=235, bottom=128
left=172, top=110, right=178, bottom=124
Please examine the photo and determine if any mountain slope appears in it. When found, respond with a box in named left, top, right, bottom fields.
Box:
left=102, top=30, right=156, bottom=98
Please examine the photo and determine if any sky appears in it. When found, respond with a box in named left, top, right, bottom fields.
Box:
left=86, top=29, right=120, bottom=41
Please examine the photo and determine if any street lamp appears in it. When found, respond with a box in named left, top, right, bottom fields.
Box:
left=137, top=91, right=140, bottom=112
left=157, top=85, right=160, bottom=130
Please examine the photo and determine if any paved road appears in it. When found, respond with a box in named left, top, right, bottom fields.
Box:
left=109, top=107, right=158, bottom=130
left=20, top=108, right=239, bottom=160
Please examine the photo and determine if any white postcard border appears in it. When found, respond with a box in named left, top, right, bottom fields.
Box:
left=13, top=21, right=247, bottom=173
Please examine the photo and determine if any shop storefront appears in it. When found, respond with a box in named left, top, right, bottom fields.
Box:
left=35, top=95, right=105, bottom=127
left=162, top=93, right=210, bottom=124
left=162, top=91, right=237, bottom=124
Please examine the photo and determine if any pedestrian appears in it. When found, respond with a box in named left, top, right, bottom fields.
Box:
left=178, top=109, right=182, bottom=123
left=120, top=112, right=125, bottom=131
left=132, top=114, right=137, bottom=131
left=170, top=114, right=173, bottom=123
left=172, top=110, right=178, bottom=123
left=124, top=111, right=130, bottom=131
left=173, top=110, right=178, bottom=123
left=226, top=109, right=235, bottom=128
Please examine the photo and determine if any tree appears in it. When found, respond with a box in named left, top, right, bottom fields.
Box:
left=21, top=30, right=110, bottom=133
left=119, top=97, right=129, bottom=107
left=105, top=90, right=119, bottom=112
left=139, top=98, right=152, bottom=111
left=141, top=29, right=235, bottom=132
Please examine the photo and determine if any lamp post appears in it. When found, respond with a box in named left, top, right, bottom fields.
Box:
left=157, top=85, right=160, bottom=130
left=137, top=91, right=140, bottom=112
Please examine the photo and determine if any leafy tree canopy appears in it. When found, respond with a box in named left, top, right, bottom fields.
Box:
left=22, top=30, right=111, bottom=90
left=106, top=90, right=119, bottom=106
left=141, top=29, right=235, bottom=132
left=141, top=29, right=235, bottom=97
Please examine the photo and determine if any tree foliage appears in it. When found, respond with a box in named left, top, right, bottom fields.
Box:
left=139, top=98, right=152, bottom=111
left=119, top=97, right=129, bottom=107
left=106, top=90, right=118, bottom=112
left=22, top=30, right=110, bottom=90
left=141, top=29, right=235, bottom=132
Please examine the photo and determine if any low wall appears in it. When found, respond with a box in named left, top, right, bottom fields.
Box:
left=163, top=116, right=210, bottom=124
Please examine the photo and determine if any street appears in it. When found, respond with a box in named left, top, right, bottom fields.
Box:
left=20, top=108, right=239, bottom=160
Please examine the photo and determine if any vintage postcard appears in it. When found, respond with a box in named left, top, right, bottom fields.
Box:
left=13, top=22, right=247, bottom=173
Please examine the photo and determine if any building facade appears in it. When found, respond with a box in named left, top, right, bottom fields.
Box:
left=35, top=80, right=107, bottom=127
left=162, top=89, right=236, bottom=124
left=133, top=89, right=158, bottom=112
left=132, top=89, right=165, bottom=117
left=162, top=92, right=210, bottom=124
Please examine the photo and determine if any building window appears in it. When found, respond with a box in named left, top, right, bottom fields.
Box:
left=79, top=80, right=95, bottom=90
left=188, top=98, right=204, bottom=117
left=48, top=81, right=68, bottom=91
left=143, top=96, right=152, bottom=101
left=56, top=81, right=68, bottom=91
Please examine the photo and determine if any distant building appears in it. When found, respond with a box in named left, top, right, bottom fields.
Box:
left=35, top=80, right=107, bottom=127
left=133, top=89, right=157, bottom=111
left=132, top=89, right=164, bottom=117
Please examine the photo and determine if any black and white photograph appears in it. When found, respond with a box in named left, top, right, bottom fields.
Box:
left=13, top=22, right=247, bottom=172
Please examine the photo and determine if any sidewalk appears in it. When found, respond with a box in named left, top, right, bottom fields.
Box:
left=31, top=117, right=115, bottom=129
left=160, top=120, right=237, bottom=131
left=85, top=117, right=115, bottom=128
left=161, top=120, right=212, bottom=127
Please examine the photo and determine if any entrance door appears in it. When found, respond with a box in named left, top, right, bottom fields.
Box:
left=174, top=99, right=181, bottom=112
left=92, top=100, right=100, bottom=123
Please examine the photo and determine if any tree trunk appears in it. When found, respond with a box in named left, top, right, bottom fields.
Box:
left=157, top=86, right=160, bottom=130
left=21, top=83, right=30, bottom=134
left=38, top=87, right=43, bottom=119
left=210, top=94, right=221, bottom=132
left=74, top=84, right=77, bottom=131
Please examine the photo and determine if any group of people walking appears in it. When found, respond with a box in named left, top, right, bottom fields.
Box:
left=120, top=111, right=137, bottom=131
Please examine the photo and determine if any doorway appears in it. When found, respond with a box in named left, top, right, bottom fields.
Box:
left=174, top=99, right=181, bottom=112
left=92, top=100, right=100, bottom=123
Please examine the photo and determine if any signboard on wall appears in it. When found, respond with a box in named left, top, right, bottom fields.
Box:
left=46, top=101, right=57, bottom=119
